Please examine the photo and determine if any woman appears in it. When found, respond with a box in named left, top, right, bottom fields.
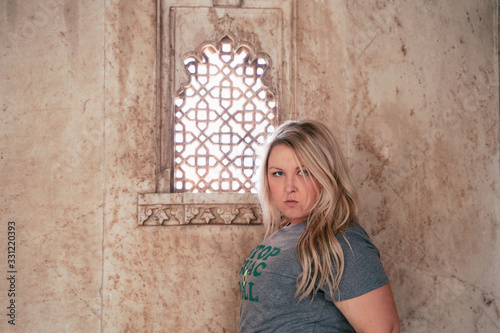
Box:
left=238, top=120, right=400, bottom=332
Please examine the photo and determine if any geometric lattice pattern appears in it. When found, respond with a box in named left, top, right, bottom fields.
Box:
left=173, top=34, right=277, bottom=193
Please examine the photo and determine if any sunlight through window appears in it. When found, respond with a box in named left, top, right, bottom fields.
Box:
left=173, top=34, right=277, bottom=193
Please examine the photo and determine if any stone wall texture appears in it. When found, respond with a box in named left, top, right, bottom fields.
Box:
left=1, top=1, right=499, bottom=332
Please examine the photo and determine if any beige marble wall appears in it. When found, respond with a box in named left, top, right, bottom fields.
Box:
left=101, top=1, right=266, bottom=332
left=1, top=0, right=499, bottom=332
left=343, top=1, right=500, bottom=332
left=0, top=1, right=104, bottom=332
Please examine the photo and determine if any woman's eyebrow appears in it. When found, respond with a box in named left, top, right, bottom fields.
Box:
left=268, top=166, right=306, bottom=170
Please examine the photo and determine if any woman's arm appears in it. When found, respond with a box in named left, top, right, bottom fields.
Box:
left=334, top=284, right=400, bottom=333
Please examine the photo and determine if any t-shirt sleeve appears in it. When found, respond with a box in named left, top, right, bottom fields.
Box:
left=322, top=225, right=390, bottom=302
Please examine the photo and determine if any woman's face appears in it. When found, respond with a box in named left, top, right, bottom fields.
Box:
left=267, top=144, right=320, bottom=225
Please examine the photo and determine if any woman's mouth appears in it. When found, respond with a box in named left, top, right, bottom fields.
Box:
left=285, top=200, right=298, bottom=206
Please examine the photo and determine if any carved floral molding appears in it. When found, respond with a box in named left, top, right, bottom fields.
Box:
left=138, top=193, right=262, bottom=226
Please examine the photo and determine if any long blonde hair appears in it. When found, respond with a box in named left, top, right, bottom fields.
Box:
left=256, top=120, right=358, bottom=301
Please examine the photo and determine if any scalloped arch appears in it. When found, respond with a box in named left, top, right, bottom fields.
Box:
left=173, top=32, right=278, bottom=193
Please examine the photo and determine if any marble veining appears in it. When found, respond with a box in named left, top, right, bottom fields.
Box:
left=0, top=0, right=498, bottom=332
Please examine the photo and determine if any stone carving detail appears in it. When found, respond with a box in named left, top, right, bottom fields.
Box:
left=137, top=193, right=262, bottom=226
left=216, top=207, right=239, bottom=224
left=239, top=208, right=257, bottom=224
left=169, top=207, right=184, bottom=224
left=185, top=207, right=200, bottom=224
left=139, top=206, right=184, bottom=226
left=141, top=207, right=169, bottom=226
left=138, top=204, right=261, bottom=226
left=200, top=209, right=216, bottom=224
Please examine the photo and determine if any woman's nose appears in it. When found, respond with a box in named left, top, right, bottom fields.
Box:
left=285, top=176, right=297, bottom=193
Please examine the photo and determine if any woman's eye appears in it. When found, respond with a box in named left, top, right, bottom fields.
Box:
left=298, top=170, right=309, bottom=176
left=273, top=171, right=284, bottom=177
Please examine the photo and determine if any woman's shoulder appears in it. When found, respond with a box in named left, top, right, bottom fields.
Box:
left=341, top=220, right=370, bottom=238
left=338, top=221, right=380, bottom=255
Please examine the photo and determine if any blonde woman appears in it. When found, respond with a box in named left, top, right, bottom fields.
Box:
left=238, top=120, right=400, bottom=332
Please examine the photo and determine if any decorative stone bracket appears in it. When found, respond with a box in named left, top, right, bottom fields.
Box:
left=138, top=193, right=262, bottom=226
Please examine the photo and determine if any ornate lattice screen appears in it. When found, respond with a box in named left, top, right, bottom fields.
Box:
left=138, top=1, right=295, bottom=226
left=173, top=34, right=277, bottom=193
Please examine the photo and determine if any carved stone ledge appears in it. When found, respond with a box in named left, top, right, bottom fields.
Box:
left=138, top=193, right=262, bottom=226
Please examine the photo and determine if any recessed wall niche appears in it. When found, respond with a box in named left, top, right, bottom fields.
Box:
left=137, top=0, right=296, bottom=226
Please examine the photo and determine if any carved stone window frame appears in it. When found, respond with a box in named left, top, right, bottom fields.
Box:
left=138, top=0, right=296, bottom=226
left=172, top=32, right=278, bottom=193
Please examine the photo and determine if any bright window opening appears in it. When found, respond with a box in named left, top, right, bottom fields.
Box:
left=173, top=34, right=277, bottom=193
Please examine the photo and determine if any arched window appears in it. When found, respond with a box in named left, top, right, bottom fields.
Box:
left=173, top=33, right=277, bottom=193
left=138, top=1, right=295, bottom=226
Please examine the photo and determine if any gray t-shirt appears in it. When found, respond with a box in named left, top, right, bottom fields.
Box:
left=238, top=221, right=389, bottom=332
